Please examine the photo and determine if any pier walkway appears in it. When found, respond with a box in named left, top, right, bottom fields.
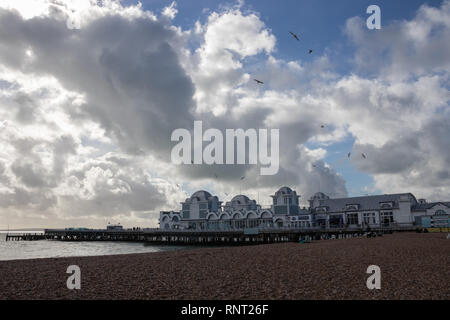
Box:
left=5, top=233, right=47, bottom=241
left=3, top=226, right=417, bottom=244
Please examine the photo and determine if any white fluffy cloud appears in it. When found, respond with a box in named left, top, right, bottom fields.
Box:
left=339, top=1, right=450, bottom=200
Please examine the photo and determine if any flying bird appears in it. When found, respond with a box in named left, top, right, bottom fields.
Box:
left=308, top=49, right=313, bottom=54
left=253, top=79, right=264, bottom=85
left=240, top=176, right=245, bottom=180
left=361, top=153, right=367, bottom=159
left=320, top=124, right=326, bottom=129
left=289, top=31, right=300, bottom=41
left=348, top=152, right=351, bottom=158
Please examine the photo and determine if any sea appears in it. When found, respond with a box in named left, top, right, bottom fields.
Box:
left=0, top=231, right=191, bottom=261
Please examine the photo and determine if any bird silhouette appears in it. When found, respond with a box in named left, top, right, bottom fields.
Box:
left=253, top=79, right=264, bottom=85
left=289, top=31, right=300, bottom=41
left=361, top=153, right=367, bottom=159
left=240, top=176, right=245, bottom=180
left=309, top=49, right=313, bottom=54
left=320, top=124, right=326, bottom=129
left=348, top=152, right=351, bottom=158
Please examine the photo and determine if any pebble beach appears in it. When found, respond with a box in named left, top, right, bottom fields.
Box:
left=0, top=232, right=449, bottom=300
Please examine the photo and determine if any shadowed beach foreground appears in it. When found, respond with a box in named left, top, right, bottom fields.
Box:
left=0, top=233, right=449, bottom=300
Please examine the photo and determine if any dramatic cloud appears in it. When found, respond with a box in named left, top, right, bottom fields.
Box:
left=340, top=1, right=450, bottom=200
left=0, top=0, right=448, bottom=228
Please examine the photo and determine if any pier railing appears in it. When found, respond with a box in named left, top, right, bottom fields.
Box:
left=5, top=225, right=418, bottom=244
left=5, top=233, right=47, bottom=241
left=39, top=225, right=418, bottom=244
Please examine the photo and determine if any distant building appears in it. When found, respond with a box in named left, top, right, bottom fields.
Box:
left=106, top=224, right=123, bottom=231
left=159, top=187, right=450, bottom=231
left=412, top=200, right=450, bottom=228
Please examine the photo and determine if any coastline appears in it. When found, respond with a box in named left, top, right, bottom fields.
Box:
left=0, top=232, right=449, bottom=300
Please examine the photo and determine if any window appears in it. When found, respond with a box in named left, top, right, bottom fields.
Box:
left=275, top=205, right=288, bottom=215
left=346, top=213, right=359, bottom=225
left=435, top=210, right=447, bottom=216
left=330, top=215, right=343, bottom=227
left=363, top=212, right=376, bottom=224
left=346, top=204, right=359, bottom=211
left=290, top=205, right=299, bottom=215
left=381, top=212, right=394, bottom=225
left=199, top=210, right=207, bottom=219
left=380, top=202, right=393, bottom=209
left=316, top=207, right=327, bottom=213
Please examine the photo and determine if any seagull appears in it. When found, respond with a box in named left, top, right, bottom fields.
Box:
left=253, top=79, right=264, bottom=85
left=361, top=153, right=367, bottom=159
left=289, top=31, right=300, bottom=41
left=308, top=49, right=313, bottom=54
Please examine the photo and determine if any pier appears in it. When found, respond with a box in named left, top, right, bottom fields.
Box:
left=33, top=226, right=416, bottom=245
left=4, top=226, right=420, bottom=244
left=5, top=233, right=48, bottom=241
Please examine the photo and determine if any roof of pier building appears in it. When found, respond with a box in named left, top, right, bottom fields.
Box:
left=272, top=186, right=299, bottom=197
left=412, top=201, right=450, bottom=212
left=224, top=195, right=258, bottom=211
left=310, top=193, right=418, bottom=213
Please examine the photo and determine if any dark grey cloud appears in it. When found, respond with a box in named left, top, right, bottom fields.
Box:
left=0, top=8, right=195, bottom=160
left=352, top=114, right=450, bottom=200
left=9, top=135, right=76, bottom=189
left=1, top=1, right=448, bottom=229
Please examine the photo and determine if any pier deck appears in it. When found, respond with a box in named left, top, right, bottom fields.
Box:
left=5, top=233, right=48, bottom=241
left=27, top=226, right=420, bottom=245
left=5, top=226, right=420, bottom=244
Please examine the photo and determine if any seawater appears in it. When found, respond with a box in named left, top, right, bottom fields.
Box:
left=0, top=231, right=191, bottom=261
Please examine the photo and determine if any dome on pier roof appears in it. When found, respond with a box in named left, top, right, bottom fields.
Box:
left=231, top=195, right=251, bottom=205
left=311, top=192, right=329, bottom=200
left=190, top=190, right=212, bottom=201
left=275, top=186, right=293, bottom=195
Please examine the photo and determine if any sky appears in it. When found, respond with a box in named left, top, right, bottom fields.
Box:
left=0, top=0, right=448, bottom=229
